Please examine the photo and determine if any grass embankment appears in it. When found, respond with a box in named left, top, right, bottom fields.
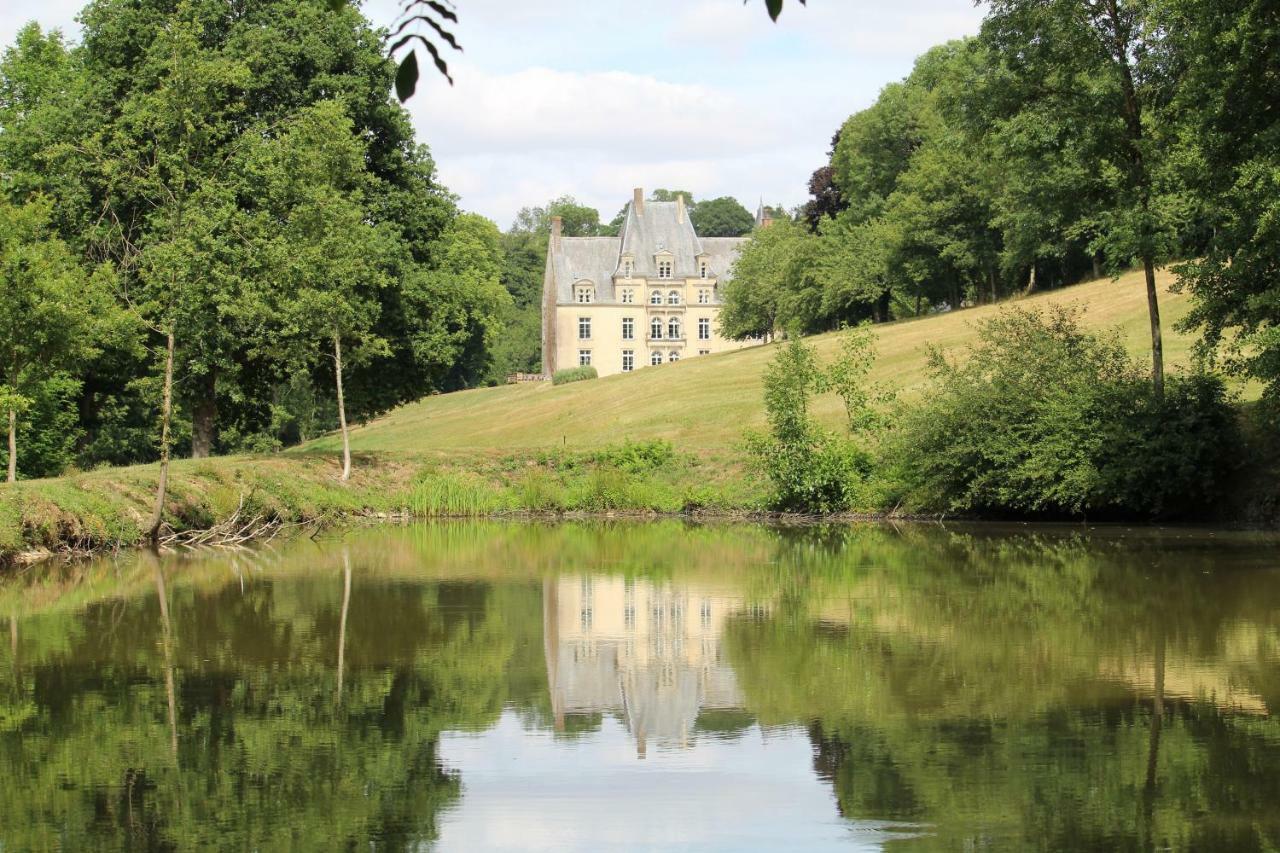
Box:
left=8, top=268, right=1256, bottom=563
left=1, top=442, right=762, bottom=564
left=318, top=268, right=1201, bottom=454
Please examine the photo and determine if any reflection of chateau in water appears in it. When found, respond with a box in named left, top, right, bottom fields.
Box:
left=544, top=576, right=762, bottom=756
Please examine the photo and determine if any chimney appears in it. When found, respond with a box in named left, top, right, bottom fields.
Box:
left=550, top=215, right=562, bottom=248
left=676, top=193, right=685, bottom=223
left=633, top=187, right=644, bottom=215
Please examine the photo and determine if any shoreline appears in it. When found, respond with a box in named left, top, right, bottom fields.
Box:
left=4, top=447, right=1277, bottom=569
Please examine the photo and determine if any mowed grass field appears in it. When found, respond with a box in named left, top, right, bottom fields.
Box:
left=313, top=267, right=1199, bottom=455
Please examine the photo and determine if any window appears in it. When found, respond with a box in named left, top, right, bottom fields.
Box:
left=578, top=350, right=592, bottom=366
left=697, top=289, right=710, bottom=304
left=650, top=290, right=663, bottom=305
left=668, top=351, right=680, bottom=363
left=699, top=261, right=709, bottom=278
left=622, top=350, right=634, bottom=372
left=623, top=258, right=634, bottom=277
left=698, top=318, right=710, bottom=340
left=651, top=351, right=663, bottom=366
left=621, top=289, right=634, bottom=304
left=650, top=317, right=663, bottom=340
left=698, top=349, right=710, bottom=356
left=575, top=286, right=593, bottom=303
left=657, top=259, right=673, bottom=279
left=578, top=317, right=591, bottom=340
left=667, top=317, right=681, bottom=339
left=622, top=317, right=634, bottom=340
left=667, top=290, right=680, bottom=305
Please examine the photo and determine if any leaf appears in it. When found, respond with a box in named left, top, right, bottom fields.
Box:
left=326, top=0, right=345, bottom=10
left=744, top=0, right=805, bottom=22
left=395, top=51, right=419, bottom=102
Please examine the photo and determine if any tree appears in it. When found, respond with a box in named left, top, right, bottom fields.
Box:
left=400, top=213, right=512, bottom=391
left=1164, top=0, right=1280, bottom=409
left=719, top=221, right=814, bottom=341
left=510, top=196, right=602, bottom=237
left=0, top=198, right=114, bottom=481
left=690, top=196, right=755, bottom=237
left=981, top=0, right=1178, bottom=395
left=257, top=101, right=395, bottom=482
left=801, top=130, right=849, bottom=231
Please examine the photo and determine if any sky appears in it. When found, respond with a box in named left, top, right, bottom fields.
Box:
left=0, top=0, right=985, bottom=228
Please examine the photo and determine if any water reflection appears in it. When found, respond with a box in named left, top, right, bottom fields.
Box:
left=0, top=521, right=1277, bottom=851
left=544, top=575, right=755, bottom=755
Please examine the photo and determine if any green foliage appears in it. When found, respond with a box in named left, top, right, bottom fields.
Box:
left=0, top=195, right=117, bottom=479
left=689, top=195, right=755, bottom=237
left=890, top=307, right=1237, bottom=517
left=1167, top=0, right=1280, bottom=408
left=587, top=439, right=676, bottom=473
left=746, top=335, right=873, bottom=513
left=552, top=365, right=598, bottom=386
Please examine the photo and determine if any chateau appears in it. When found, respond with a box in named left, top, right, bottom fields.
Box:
left=541, top=188, right=755, bottom=377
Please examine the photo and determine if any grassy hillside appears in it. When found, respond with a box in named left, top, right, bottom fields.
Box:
left=315, top=268, right=1197, bottom=455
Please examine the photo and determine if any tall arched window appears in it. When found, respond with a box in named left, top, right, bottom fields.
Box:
left=668, top=317, right=681, bottom=339
left=650, top=290, right=662, bottom=305
left=650, top=317, right=663, bottom=339
left=667, top=290, right=680, bottom=305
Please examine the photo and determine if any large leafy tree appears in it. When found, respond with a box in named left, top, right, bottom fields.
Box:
left=253, top=101, right=395, bottom=482
left=980, top=0, right=1179, bottom=395
left=690, top=196, right=755, bottom=237
left=1165, top=0, right=1280, bottom=409
left=0, top=197, right=116, bottom=481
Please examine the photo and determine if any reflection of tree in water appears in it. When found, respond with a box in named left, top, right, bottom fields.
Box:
left=0, top=563, right=544, bottom=850
left=724, top=525, right=1280, bottom=850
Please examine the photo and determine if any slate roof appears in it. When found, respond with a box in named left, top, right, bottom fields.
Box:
left=550, top=197, right=748, bottom=304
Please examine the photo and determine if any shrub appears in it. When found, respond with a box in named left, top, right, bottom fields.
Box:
left=890, top=306, right=1237, bottom=518
left=552, top=366, right=598, bottom=386
left=747, top=335, right=873, bottom=513
left=588, top=439, right=676, bottom=473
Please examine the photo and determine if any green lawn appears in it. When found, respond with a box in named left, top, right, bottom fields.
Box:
left=311, top=267, right=1198, bottom=455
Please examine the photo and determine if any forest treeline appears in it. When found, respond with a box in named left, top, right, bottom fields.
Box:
left=0, top=0, right=525, bottom=483
left=721, top=0, right=1279, bottom=412
left=0, top=0, right=760, bottom=484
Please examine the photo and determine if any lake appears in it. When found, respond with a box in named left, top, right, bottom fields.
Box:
left=1, top=521, right=1277, bottom=851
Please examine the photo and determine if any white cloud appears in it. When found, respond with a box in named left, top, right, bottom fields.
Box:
left=2, top=0, right=986, bottom=226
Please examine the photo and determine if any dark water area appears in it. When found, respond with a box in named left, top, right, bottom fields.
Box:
left=1, top=521, right=1278, bottom=851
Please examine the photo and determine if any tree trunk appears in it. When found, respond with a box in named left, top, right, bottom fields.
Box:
left=334, top=331, right=352, bottom=482
left=876, top=290, right=891, bottom=323
left=1023, top=263, right=1038, bottom=296
left=1141, top=256, right=1165, bottom=398
left=988, top=266, right=998, bottom=304
left=190, top=367, right=217, bottom=459
left=1092, top=253, right=1102, bottom=281
left=6, top=406, right=15, bottom=484
left=148, top=329, right=175, bottom=544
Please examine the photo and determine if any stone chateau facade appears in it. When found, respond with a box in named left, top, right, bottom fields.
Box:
left=541, top=188, right=759, bottom=377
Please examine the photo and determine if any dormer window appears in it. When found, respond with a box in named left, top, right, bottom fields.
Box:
left=699, top=261, right=709, bottom=278
left=667, top=290, right=680, bottom=305
left=575, top=284, right=594, bottom=303
left=650, top=290, right=663, bottom=305
left=622, top=257, right=634, bottom=277
left=657, top=260, right=673, bottom=279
